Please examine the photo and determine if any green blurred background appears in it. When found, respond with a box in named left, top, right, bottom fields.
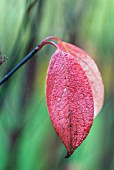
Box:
left=0, top=0, right=114, bottom=170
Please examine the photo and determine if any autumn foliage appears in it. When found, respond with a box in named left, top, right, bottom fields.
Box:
left=0, top=36, right=104, bottom=158
left=46, top=37, right=104, bottom=158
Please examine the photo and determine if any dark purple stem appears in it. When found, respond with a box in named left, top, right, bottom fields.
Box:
left=0, top=37, right=59, bottom=86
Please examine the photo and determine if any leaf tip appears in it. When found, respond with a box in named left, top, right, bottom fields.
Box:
left=65, top=153, right=71, bottom=159
left=65, top=150, right=73, bottom=158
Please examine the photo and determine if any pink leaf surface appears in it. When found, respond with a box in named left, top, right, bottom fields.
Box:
left=58, top=41, right=104, bottom=117
left=46, top=49, right=94, bottom=158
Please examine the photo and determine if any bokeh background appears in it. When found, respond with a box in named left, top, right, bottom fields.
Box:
left=0, top=0, right=114, bottom=170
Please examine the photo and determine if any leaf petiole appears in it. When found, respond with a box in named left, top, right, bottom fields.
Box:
left=0, top=37, right=59, bottom=86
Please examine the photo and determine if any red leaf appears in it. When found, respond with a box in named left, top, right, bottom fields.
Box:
left=46, top=49, right=94, bottom=158
left=58, top=41, right=104, bottom=118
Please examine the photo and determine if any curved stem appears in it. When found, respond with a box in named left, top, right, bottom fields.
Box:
left=0, top=38, right=59, bottom=86
left=36, top=40, right=58, bottom=51
left=42, top=36, right=61, bottom=42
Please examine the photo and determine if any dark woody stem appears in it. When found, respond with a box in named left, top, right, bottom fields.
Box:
left=0, top=37, right=59, bottom=86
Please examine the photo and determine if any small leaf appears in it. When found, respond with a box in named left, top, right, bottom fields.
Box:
left=46, top=49, right=94, bottom=157
left=58, top=41, right=104, bottom=118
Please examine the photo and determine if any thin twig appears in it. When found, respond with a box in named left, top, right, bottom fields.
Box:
left=0, top=38, right=58, bottom=86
